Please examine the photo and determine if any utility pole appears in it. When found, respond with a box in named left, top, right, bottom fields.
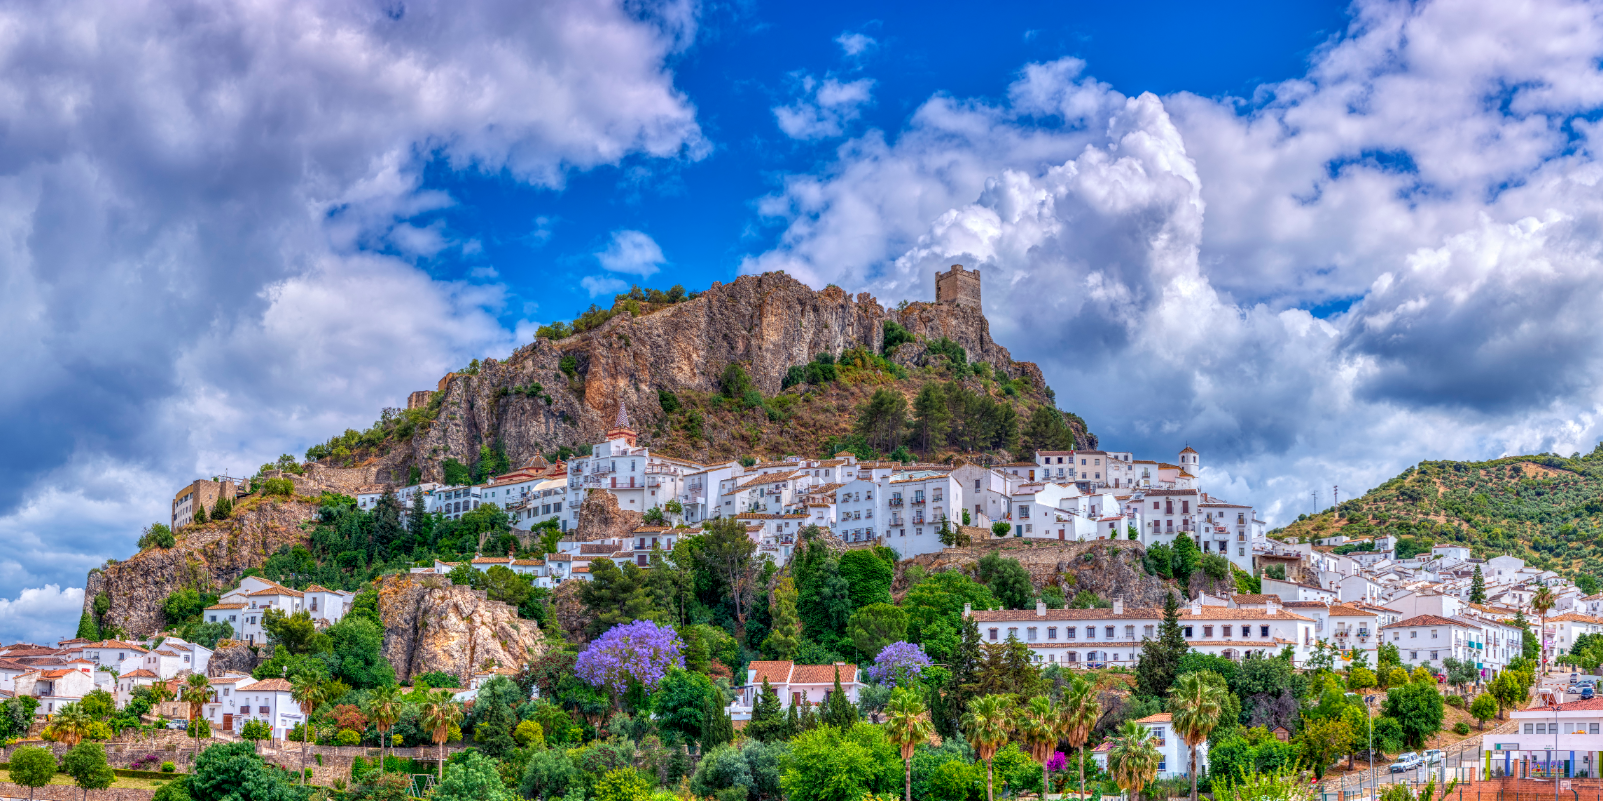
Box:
left=1334, top=484, right=1340, bottom=509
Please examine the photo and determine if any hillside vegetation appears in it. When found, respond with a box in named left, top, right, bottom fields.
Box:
left=1271, top=444, right=1603, bottom=580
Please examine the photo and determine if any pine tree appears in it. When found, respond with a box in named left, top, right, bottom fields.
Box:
left=784, top=701, right=800, bottom=736
left=700, top=691, right=734, bottom=749
left=1136, top=592, right=1188, bottom=699
left=746, top=680, right=787, bottom=742
left=193, top=502, right=208, bottom=524
left=821, top=666, right=859, bottom=729
left=762, top=578, right=802, bottom=660
left=910, top=382, right=951, bottom=452
left=75, top=611, right=100, bottom=642
left=1470, top=565, right=1487, bottom=604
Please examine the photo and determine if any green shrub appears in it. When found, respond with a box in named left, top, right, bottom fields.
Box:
left=260, top=478, right=294, bottom=497
left=161, top=761, right=176, bottom=773
left=882, top=321, right=913, bottom=355
left=658, top=389, right=681, bottom=414
left=1454, top=722, right=1471, bottom=735
left=336, top=729, right=361, bottom=746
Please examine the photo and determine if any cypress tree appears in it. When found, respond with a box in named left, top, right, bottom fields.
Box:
left=746, top=680, right=786, bottom=742
left=75, top=611, right=100, bottom=642
left=193, top=503, right=208, bottom=524
left=408, top=491, right=430, bottom=553
left=1470, top=565, right=1487, bottom=604
left=798, top=700, right=819, bottom=733
left=784, top=700, right=799, bottom=736
left=1135, top=592, right=1189, bottom=699
left=683, top=627, right=710, bottom=674
left=821, top=667, right=858, bottom=729
left=700, top=692, right=733, bottom=750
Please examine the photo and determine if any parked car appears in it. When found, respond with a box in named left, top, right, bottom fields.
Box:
left=165, top=719, right=187, bottom=730
left=1572, top=672, right=1581, bottom=683
left=1390, top=753, right=1423, bottom=773
left=1424, top=750, right=1445, bottom=765
left=1583, top=687, right=1595, bottom=700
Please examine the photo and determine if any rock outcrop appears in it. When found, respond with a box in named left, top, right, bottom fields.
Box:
left=375, top=573, right=545, bottom=684
left=572, top=490, right=643, bottom=543
left=897, top=538, right=1176, bottom=608
left=84, top=498, right=318, bottom=637
left=359, top=271, right=1085, bottom=483
left=208, top=641, right=261, bottom=677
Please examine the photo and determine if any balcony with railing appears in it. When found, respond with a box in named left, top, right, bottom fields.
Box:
left=889, top=497, right=903, bottom=507
left=890, top=516, right=904, bottom=527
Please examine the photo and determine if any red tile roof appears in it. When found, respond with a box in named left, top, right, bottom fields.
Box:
left=1383, top=614, right=1464, bottom=629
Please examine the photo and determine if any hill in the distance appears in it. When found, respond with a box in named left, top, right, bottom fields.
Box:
left=1270, top=444, right=1603, bottom=581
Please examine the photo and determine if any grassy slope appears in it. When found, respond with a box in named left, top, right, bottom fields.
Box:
left=1270, top=446, right=1603, bottom=578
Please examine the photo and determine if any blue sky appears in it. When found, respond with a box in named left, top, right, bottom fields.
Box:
left=419, top=0, right=1353, bottom=324
left=5, top=0, right=1603, bottom=644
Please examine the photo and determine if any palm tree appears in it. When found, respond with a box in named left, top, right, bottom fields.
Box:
left=1107, top=720, right=1162, bottom=801
left=290, top=674, right=331, bottom=785
left=367, top=685, right=401, bottom=771
left=420, top=689, right=462, bottom=771
left=1016, top=696, right=1063, bottom=800
left=961, top=693, right=1014, bottom=802
left=48, top=703, right=95, bottom=748
left=883, top=687, right=935, bottom=801
left=1169, top=672, right=1226, bottom=800
left=1532, top=587, right=1557, bottom=672
left=1061, top=677, right=1101, bottom=800
left=180, top=674, right=213, bottom=769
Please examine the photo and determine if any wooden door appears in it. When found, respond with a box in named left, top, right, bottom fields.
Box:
left=223, top=714, right=233, bottom=731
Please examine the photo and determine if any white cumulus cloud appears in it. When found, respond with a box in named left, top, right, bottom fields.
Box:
left=594, top=230, right=669, bottom=277
left=742, top=0, right=1603, bottom=528
left=0, top=585, right=85, bottom=646
left=0, top=0, right=706, bottom=638
left=774, top=75, right=876, bottom=140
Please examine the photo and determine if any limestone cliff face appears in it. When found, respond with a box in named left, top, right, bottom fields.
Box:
left=207, top=642, right=261, bottom=677
left=371, top=272, right=1078, bottom=482
left=375, top=574, right=545, bottom=684
left=85, top=499, right=318, bottom=637
left=898, top=539, right=1175, bottom=608
left=572, top=490, right=644, bottom=543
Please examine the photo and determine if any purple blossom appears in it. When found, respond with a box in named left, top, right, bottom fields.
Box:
left=866, top=641, right=932, bottom=686
left=1046, top=751, right=1067, bottom=773
left=575, top=620, right=684, bottom=697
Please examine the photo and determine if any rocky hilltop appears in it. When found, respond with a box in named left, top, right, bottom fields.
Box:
left=345, top=271, right=1089, bottom=482
left=85, top=497, right=318, bottom=637
left=898, top=538, right=1186, bottom=608
left=375, top=573, right=546, bottom=684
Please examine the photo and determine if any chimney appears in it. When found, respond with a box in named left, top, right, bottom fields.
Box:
left=1113, top=597, right=1124, bottom=615
left=963, top=602, right=972, bottom=618
left=1036, top=598, right=1047, bottom=617
left=1267, top=597, right=1280, bottom=615
left=1191, top=598, right=1202, bottom=616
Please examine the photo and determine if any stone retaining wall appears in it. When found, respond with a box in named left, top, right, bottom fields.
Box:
left=0, top=781, right=154, bottom=800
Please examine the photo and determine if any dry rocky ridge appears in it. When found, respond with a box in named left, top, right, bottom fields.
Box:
left=84, top=498, right=319, bottom=638
left=374, top=573, right=546, bottom=684
left=357, top=271, right=1088, bottom=482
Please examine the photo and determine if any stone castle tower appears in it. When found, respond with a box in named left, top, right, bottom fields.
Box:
left=936, top=264, right=982, bottom=308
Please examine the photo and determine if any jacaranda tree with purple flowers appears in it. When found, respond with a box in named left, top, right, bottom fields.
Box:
left=867, top=641, right=932, bottom=687
left=576, top=620, right=684, bottom=704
